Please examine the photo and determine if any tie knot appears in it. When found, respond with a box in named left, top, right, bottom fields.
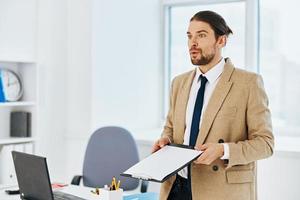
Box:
left=199, top=75, right=208, bottom=84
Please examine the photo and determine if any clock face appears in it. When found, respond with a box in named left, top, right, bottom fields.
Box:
left=0, top=69, right=23, bottom=101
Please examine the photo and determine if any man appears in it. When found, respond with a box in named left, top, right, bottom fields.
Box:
left=152, top=11, right=274, bottom=200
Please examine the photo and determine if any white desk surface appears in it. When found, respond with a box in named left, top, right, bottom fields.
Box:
left=0, top=185, right=116, bottom=200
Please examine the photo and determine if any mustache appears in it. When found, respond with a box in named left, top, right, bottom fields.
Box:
left=189, top=48, right=202, bottom=52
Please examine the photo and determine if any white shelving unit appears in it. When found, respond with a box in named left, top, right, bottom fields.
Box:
left=0, top=0, right=37, bottom=186
left=0, top=137, right=36, bottom=146
left=0, top=61, right=38, bottom=186
left=0, top=102, right=36, bottom=107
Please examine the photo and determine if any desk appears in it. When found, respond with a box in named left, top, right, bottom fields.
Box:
left=0, top=185, right=96, bottom=200
left=0, top=185, right=158, bottom=200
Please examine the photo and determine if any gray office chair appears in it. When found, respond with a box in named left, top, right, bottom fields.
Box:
left=71, top=126, right=148, bottom=192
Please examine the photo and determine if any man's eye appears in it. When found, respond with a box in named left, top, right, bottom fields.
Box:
left=199, top=34, right=206, bottom=38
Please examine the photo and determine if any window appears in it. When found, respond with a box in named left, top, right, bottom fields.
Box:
left=163, top=0, right=254, bottom=117
left=259, top=0, right=300, bottom=136
left=169, top=2, right=246, bottom=80
left=163, top=0, right=300, bottom=136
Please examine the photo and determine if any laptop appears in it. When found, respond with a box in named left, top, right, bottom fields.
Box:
left=12, top=151, right=86, bottom=200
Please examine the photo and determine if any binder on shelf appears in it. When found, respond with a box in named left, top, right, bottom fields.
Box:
left=0, top=74, right=5, bottom=102
left=121, top=144, right=202, bottom=183
left=10, top=112, right=31, bottom=137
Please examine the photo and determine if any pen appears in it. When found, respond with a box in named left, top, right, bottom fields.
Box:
left=111, top=177, right=116, bottom=190
left=90, top=188, right=100, bottom=195
left=113, top=177, right=116, bottom=187
left=117, top=180, right=121, bottom=190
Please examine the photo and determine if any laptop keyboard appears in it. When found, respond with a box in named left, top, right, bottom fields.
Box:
left=53, top=191, right=86, bottom=200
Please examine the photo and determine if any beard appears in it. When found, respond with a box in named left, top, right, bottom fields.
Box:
left=190, top=46, right=216, bottom=66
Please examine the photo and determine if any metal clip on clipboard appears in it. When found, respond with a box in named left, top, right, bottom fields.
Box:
left=131, top=173, right=152, bottom=180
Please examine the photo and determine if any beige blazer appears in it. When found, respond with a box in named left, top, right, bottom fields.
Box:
left=160, top=58, right=274, bottom=200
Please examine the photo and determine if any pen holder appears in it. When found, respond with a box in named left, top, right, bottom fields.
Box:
left=101, top=188, right=123, bottom=200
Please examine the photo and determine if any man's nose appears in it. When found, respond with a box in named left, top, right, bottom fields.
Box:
left=191, top=37, right=198, bottom=47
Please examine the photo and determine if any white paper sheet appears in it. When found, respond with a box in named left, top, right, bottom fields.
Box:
left=122, top=145, right=202, bottom=182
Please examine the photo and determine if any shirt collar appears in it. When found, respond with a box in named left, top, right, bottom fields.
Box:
left=195, top=58, right=225, bottom=84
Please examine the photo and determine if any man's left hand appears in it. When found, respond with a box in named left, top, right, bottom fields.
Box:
left=194, top=143, right=224, bottom=165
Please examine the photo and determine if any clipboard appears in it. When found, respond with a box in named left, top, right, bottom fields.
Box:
left=120, top=144, right=202, bottom=183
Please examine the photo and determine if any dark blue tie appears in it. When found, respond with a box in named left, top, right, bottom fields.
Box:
left=187, top=75, right=208, bottom=197
left=189, top=74, right=208, bottom=147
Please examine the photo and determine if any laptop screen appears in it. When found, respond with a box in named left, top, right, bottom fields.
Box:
left=12, top=151, right=54, bottom=200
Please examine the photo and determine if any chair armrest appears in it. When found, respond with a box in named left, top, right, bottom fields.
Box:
left=140, top=180, right=148, bottom=193
left=71, top=175, right=82, bottom=185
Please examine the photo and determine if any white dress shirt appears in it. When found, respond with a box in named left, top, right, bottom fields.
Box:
left=178, top=58, right=229, bottom=178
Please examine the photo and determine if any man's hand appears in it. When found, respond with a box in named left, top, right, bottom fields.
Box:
left=194, top=143, right=224, bottom=165
left=151, top=137, right=171, bottom=153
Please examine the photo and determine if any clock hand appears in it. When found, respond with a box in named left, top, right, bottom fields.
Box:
left=7, top=74, right=10, bottom=87
left=9, top=81, right=18, bottom=85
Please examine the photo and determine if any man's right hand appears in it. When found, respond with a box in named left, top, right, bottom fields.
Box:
left=151, top=137, right=171, bottom=153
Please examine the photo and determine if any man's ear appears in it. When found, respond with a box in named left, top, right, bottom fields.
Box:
left=217, top=35, right=227, bottom=47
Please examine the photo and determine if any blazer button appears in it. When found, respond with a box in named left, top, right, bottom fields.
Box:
left=212, top=165, right=219, bottom=171
left=218, top=139, right=224, bottom=143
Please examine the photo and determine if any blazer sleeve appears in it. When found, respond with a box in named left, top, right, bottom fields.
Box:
left=161, top=79, right=176, bottom=143
left=227, top=74, right=274, bottom=168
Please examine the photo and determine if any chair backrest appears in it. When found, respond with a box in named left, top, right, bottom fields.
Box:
left=82, top=126, right=140, bottom=190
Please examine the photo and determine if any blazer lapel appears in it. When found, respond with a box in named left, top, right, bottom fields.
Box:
left=175, top=70, right=195, bottom=144
left=196, top=58, right=235, bottom=146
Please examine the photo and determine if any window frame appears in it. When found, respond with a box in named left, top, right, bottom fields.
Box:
left=161, top=0, right=260, bottom=118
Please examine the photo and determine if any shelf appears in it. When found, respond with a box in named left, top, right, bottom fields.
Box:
left=0, top=183, right=18, bottom=190
left=0, top=58, right=36, bottom=64
left=0, top=137, right=35, bottom=146
left=0, top=102, right=36, bottom=107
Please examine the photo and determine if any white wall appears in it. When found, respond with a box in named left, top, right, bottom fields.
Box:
left=37, top=0, right=93, bottom=182
left=66, top=0, right=92, bottom=139
left=0, top=0, right=37, bottom=61
left=64, top=0, right=92, bottom=181
left=91, top=0, right=163, bottom=131
left=37, top=0, right=68, bottom=181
